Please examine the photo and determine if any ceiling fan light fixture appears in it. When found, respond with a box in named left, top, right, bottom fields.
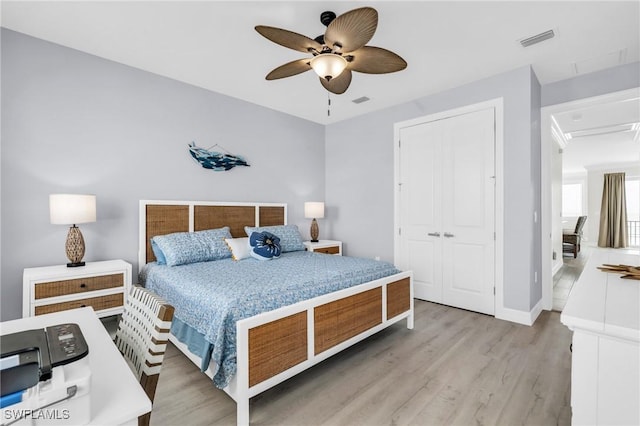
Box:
left=256, top=7, right=405, bottom=94
left=310, top=53, right=347, bottom=81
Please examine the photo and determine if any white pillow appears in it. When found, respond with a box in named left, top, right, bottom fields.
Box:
left=224, top=237, right=251, bottom=260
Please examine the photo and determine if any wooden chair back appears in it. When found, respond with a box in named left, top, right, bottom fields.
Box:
left=574, top=215, right=587, bottom=234
left=114, top=286, right=174, bottom=426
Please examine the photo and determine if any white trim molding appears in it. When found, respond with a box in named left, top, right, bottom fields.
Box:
left=497, top=299, right=544, bottom=326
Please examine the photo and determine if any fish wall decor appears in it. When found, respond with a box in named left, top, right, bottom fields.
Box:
left=188, top=142, right=250, bottom=171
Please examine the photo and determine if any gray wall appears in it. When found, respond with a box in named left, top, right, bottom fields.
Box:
left=325, top=65, right=541, bottom=312
left=1, top=29, right=325, bottom=321
left=542, top=62, right=640, bottom=107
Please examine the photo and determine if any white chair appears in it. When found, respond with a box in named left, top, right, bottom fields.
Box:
left=114, top=286, right=174, bottom=426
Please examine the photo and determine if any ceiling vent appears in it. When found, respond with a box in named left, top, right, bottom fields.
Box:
left=520, top=29, right=555, bottom=47
left=572, top=48, right=627, bottom=75
left=352, top=96, right=370, bottom=104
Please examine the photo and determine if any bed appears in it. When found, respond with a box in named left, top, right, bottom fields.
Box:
left=138, top=200, right=414, bottom=425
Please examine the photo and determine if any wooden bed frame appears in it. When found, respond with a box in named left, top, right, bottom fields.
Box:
left=138, top=200, right=414, bottom=425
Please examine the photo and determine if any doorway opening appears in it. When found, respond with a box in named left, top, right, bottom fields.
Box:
left=541, top=87, right=640, bottom=310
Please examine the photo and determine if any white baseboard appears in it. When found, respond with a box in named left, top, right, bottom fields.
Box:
left=552, top=261, right=563, bottom=276
left=496, top=299, right=544, bottom=326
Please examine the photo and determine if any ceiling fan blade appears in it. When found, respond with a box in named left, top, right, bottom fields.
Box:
left=319, top=69, right=352, bottom=95
left=255, top=25, right=322, bottom=54
left=324, top=7, right=378, bottom=53
left=348, top=46, right=407, bottom=74
left=266, top=58, right=312, bottom=80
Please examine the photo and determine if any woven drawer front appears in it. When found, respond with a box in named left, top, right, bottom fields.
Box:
left=35, top=273, right=124, bottom=299
left=315, top=246, right=340, bottom=254
left=35, top=293, right=123, bottom=316
left=314, top=287, right=382, bottom=355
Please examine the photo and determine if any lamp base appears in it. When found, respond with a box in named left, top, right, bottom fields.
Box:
left=310, top=218, right=319, bottom=243
left=310, top=239, right=319, bottom=243
left=65, top=225, right=86, bottom=267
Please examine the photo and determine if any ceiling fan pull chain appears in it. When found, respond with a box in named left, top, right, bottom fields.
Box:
left=327, top=91, right=331, bottom=117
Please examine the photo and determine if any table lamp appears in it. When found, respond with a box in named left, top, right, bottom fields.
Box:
left=304, top=202, right=325, bottom=243
left=50, top=194, right=96, bottom=267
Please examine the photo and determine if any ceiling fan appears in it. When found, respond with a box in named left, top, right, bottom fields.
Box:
left=255, top=7, right=407, bottom=95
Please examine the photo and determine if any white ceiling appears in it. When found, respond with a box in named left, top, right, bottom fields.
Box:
left=2, top=0, right=639, bottom=126
left=554, top=94, right=640, bottom=174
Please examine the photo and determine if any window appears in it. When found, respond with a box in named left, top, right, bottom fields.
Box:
left=562, top=183, right=583, bottom=217
left=626, top=178, right=639, bottom=247
left=625, top=178, right=639, bottom=221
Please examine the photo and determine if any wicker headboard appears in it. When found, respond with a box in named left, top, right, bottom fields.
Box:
left=138, top=200, right=286, bottom=270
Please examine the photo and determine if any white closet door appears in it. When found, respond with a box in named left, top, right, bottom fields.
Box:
left=399, top=121, right=443, bottom=302
left=441, top=108, right=495, bottom=315
left=398, top=107, right=495, bottom=315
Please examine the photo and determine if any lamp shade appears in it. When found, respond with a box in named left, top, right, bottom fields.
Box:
left=50, top=194, right=96, bottom=225
left=304, top=202, right=325, bottom=219
left=310, top=54, right=347, bottom=81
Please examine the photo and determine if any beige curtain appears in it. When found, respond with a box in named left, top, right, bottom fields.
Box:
left=598, top=172, right=628, bottom=248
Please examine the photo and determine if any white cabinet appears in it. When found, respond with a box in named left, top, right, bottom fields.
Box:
left=561, top=249, right=640, bottom=425
left=23, top=260, right=132, bottom=318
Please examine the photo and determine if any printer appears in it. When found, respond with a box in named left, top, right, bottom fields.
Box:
left=1, top=324, right=91, bottom=425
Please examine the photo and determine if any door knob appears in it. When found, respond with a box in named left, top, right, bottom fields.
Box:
left=427, top=232, right=441, bottom=237
left=444, top=232, right=455, bottom=238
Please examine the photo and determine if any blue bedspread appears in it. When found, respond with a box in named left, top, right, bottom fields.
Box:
left=140, top=251, right=400, bottom=388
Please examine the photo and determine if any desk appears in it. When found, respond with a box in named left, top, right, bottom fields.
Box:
left=561, top=248, right=640, bottom=425
left=1, top=307, right=151, bottom=425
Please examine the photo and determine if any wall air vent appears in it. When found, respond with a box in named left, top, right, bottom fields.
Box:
left=352, top=96, right=370, bottom=104
left=520, top=29, right=555, bottom=47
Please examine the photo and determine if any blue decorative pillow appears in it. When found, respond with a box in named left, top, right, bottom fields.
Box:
left=150, top=239, right=167, bottom=265
left=152, top=227, right=232, bottom=266
left=244, top=224, right=305, bottom=253
left=249, top=231, right=281, bottom=261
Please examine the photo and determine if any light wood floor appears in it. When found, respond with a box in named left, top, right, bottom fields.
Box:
left=151, top=301, right=573, bottom=425
left=553, top=246, right=590, bottom=311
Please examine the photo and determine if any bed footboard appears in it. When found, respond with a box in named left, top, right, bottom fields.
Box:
left=228, top=271, right=413, bottom=425
left=248, top=312, right=307, bottom=387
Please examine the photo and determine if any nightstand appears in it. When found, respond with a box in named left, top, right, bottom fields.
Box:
left=23, top=260, right=132, bottom=319
left=303, top=240, right=342, bottom=255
